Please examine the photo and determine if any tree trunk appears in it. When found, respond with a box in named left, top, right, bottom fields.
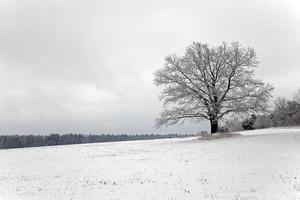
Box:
left=210, top=119, right=218, bottom=134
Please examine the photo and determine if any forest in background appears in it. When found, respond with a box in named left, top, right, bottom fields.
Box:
left=0, top=133, right=195, bottom=149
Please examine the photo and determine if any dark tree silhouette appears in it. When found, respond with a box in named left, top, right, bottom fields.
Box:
left=0, top=133, right=195, bottom=149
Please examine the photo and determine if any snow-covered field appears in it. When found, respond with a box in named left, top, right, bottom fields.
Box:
left=237, top=127, right=300, bottom=136
left=0, top=128, right=300, bottom=200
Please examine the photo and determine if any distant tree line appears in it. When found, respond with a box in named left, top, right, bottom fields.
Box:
left=0, top=133, right=195, bottom=149
left=226, top=88, right=300, bottom=131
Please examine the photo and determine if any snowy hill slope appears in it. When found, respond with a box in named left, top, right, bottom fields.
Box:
left=237, top=127, right=300, bottom=136
left=0, top=128, right=299, bottom=200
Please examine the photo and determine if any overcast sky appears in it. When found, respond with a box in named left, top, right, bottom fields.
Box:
left=0, top=0, right=299, bottom=134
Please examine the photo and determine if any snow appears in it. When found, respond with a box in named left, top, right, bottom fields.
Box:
left=0, top=129, right=299, bottom=200
left=237, top=127, right=300, bottom=136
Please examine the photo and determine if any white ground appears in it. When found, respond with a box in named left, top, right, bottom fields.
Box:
left=0, top=128, right=299, bottom=200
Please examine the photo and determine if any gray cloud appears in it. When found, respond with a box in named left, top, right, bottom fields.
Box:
left=0, top=0, right=299, bottom=134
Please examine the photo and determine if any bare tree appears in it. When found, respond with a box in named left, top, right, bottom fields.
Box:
left=154, top=42, right=274, bottom=133
left=271, top=96, right=300, bottom=126
left=294, top=88, right=300, bottom=103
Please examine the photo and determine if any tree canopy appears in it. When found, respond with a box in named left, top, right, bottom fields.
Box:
left=154, top=42, right=274, bottom=133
